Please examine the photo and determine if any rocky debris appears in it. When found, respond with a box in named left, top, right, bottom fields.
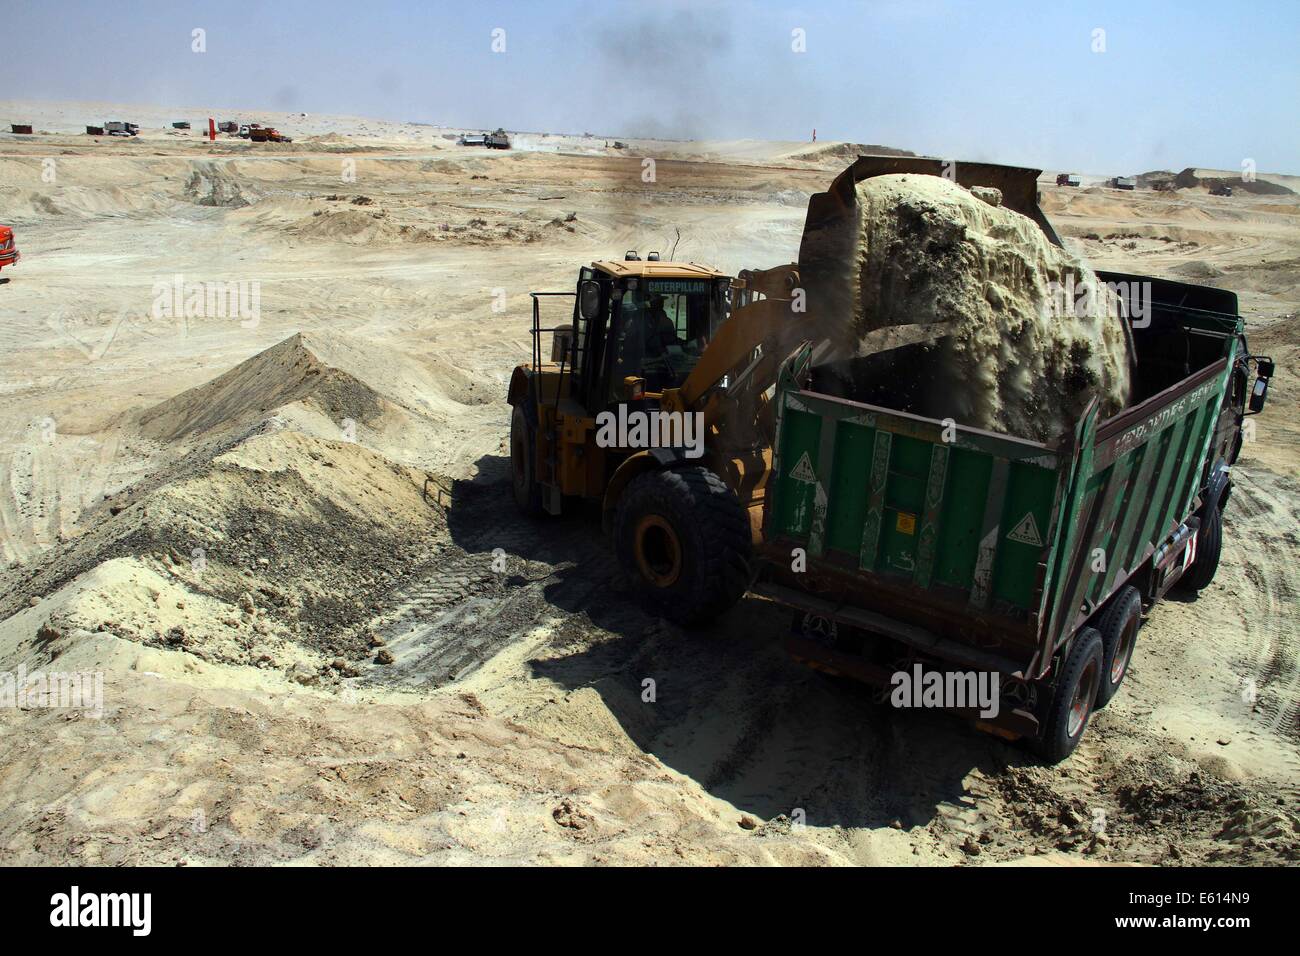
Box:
left=552, top=799, right=593, bottom=832
left=287, top=662, right=319, bottom=686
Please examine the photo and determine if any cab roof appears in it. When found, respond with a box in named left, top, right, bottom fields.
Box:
left=591, top=260, right=729, bottom=280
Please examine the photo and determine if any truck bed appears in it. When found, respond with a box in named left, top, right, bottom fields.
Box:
left=758, top=275, right=1242, bottom=682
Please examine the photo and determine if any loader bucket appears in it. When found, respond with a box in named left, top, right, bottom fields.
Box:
left=796, top=155, right=1060, bottom=342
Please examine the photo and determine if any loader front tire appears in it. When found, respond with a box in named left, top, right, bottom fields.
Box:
left=614, top=466, right=751, bottom=627
left=510, top=403, right=543, bottom=517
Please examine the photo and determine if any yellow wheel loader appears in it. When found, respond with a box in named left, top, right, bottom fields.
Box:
left=506, top=157, right=1056, bottom=625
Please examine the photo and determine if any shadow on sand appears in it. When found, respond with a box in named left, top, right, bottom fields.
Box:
left=443, top=453, right=1022, bottom=829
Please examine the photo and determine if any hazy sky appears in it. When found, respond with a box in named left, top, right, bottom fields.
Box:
left=6, top=0, right=1298, bottom=174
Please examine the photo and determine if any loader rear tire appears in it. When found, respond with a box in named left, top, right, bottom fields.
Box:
left=1030, top=628, right=1103, bottom=764
left=1094, top=586, right=1141, bottom=708
left=510, top=403, right=543, bottom=517
left=614, top=466, right=751, bottom=627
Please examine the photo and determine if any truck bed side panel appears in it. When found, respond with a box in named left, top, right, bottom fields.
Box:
left=1045, top=356, right=1234, bottom=652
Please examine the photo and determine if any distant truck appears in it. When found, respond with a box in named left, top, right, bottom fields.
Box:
left=1209, top=184, right=1233, bottom=197
left=249, top=127, right=292, bottom=143
left=172, top=121, right=191, bottom=130
left=1111, top=176, right=1137, bottom=190
left=759, top=273, right=1273, bottom=762
left=85, top=125, right=105, bottom=136
left=10, top=124, right=33, bottom=135
left=218, top=121, right=239, bottom=134
left=458, top=129, right=511, bottom=149
left=104, top=121, right=139, bottom=137
left=1055, top=173, right=1081, bottom=187
left=0, top=225, right=19, bottom=275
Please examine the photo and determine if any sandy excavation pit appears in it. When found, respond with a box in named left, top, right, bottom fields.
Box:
left=1, top=101, right=1299, bottom=865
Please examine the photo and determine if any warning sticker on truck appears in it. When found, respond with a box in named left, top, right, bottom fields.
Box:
left=789, top=451, right=816, bottom=484
left=1007, top=511, right=1043, bottom=546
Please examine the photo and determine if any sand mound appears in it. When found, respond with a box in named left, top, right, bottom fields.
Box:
left=1, top=429, right=448, bottom=667
left=833, top=174, right=1132, bottom=441
left=184, top=161, right=256, bottom=208
left=138, top=331, right=462, bottom=444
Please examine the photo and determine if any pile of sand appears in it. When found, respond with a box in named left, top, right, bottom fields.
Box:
left=0, top=427, right=449, bottom=669
left=837, top=174, right=1132, bottom=441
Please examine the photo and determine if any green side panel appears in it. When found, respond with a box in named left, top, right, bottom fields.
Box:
left=934, top=449, right=993, bottom=590
left=859, top=430, right=893, bottom=570
left=774, top=405, right=822, bottom=539
left=912, top=444, right=950, bottom=589
left=1128, top=424, right=1181, bottom=568
left=991, top=461, right=1058, bottom=609
left=1083, top=455, right=1136, bottom=605
left=877, top=435, right=931, bottom=578
left=825, top=420, right=877, bottom=555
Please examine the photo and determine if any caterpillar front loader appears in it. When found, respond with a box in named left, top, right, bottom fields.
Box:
left=506, top=156, right=1057, bottom=626
left=507, top=254, right=802, bottom=624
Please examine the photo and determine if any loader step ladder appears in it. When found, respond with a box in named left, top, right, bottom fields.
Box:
left=529, top=291, right=576, bottom=515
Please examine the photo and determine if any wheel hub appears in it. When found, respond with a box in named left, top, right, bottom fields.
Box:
left=1067, top=659, right=1099, bottom=738
left=634, top=514, right=682, bottom=588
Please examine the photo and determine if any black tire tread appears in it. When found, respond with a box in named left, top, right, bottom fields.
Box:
left=1179, top=500, right=1223, bottom=594
left=1031, top=628, right=1104, bottom=764
left=613, top=466, right=751, bottom=626
left=1094, top=585, right=1141, bottom=708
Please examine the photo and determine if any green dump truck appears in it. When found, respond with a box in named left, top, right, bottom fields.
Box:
left=755, top=272, right=1274, bottom=761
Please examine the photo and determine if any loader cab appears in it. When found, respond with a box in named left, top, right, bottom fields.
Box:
left=566, top=258, right=731, bottom=414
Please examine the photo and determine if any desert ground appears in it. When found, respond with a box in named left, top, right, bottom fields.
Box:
left=0, top=100, right=1297, bottom=865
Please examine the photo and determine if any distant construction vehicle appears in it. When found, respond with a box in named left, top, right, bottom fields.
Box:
left=458, top=129, right=511, bottom=149
left=103, top=121, right=138, bottom=137
left=249, top=127, right=292, bottom=143
left=0, top=225, right=19, bottom=275
left=10, top=124, right=33, bottom=135
left=172, top=121, right=191, bottom=130
left=1111, top=176, right=1137, bottom=190
left=218, top=121, right=239, bottom=134
left=1209, top=183, right=1233, bottom=197
left=1055, top=173, right=1081, bottom=187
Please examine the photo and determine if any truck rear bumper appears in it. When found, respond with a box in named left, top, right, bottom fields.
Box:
left=785, top=634, right=1041, bottom=740
left=753, top=580, right=1029, bottom=677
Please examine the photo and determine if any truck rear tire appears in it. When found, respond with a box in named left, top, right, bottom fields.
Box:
left=1178, top=500, right=1223, bottom=595
left=1032, top=628, right=1104, bottom=764
left=614, top=466, right=752, bottom=626
left=1094, top=586, right=1141, bottom=708
left=510, top=403, right=543, bottom=516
